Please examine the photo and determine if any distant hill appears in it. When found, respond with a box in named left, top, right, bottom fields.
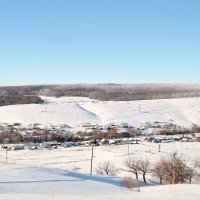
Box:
left=0, top=96, right=199, bottom=126
left=0, top=83, right=200, bottom=101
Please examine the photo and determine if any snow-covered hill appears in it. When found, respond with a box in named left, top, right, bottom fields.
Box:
left=0, top=164, right=199, bottom=200
left=0, top=96, right=200, bottom=127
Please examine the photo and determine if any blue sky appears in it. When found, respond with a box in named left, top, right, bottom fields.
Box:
left=0, top=0, right=200, bottom=85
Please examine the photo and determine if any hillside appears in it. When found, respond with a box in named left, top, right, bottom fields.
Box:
left=0, top=96, right=199, bottom=127
left=1, top=125, right=200, bottom=200
left=0, top=163, right=199, bottom=200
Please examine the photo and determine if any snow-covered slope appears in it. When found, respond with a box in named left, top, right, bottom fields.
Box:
left=0, top=97, right=101, bottom=126
left=0, top=164, right=200, bottom=200
left=1, top=141, right=200, bottom=199
left=0, top=96, right=200, bottom=127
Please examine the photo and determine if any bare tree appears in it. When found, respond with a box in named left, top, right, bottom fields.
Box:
left=96, top=161, right=119, bottom=176
left=191, top=124, right=200, bottom=133
left=137, top=158, right=151, bottom=185
left=124, top=158, right=140, bottom=179
left=194, top=159, right=200, bottom=180
left=153, top=153, right=195, bottom=184
left=152, top=161, right=165, bottom=184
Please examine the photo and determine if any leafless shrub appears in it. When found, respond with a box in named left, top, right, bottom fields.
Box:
left=96, top=161, right=119, bottom=176
left=194, top=159, right=200, bottom=169
left=153, top=153, right=195, bottom=184
left=194, top=159, right=200, bottom=181
left=124, top=157, right=151, bottom=185
left=195, top=137, right=200, bottom=142
left=152, top=161, right=165, bottom=184
left=191, top=124, right=200, bottom=133
left=121, top=177, right=140, bottom=191
left=124, top=158, right=140, bottom=179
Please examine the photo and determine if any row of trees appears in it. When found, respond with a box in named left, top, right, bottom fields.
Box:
left=0, top=128, right=136, bottom=144
left=1, top=123, right=200, bottom=144
left=156, top=124, right=200, bottom=135
left=1, top=83, right=200, bottom=101
left=0, top=131, right=77, bottom=144
left=96, top=153, right=200, bottom=186
left=84, top=128, right=141, bottom=140
left=0, top=95, right=43, bottom=107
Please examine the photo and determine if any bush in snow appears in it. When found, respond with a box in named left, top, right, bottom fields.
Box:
left=124, top=157, right=151, bottom=185
left=153, top=153, right=194, bottom=184
left=124, top=158, right=140, bottom=180
left=121, top=177, right=140, bottom=191
left=96, top=161, right=119, bottom=176
left=194, top=159, right=200, bottom=182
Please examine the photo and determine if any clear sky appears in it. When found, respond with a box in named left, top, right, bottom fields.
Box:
left=0, top=0, right=200, bottom=85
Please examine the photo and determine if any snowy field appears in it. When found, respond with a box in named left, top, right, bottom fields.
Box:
left=0, top=164, right=200, bottom=200
left=0, top=97, right=200, bottom=199
left=0, top=142, right=200, bottom=199
left=1, top=142, right=200, bottom=173
left=0, top=96, right=200, bottom=127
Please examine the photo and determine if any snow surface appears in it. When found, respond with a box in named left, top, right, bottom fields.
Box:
left=1, top=142, right=200, bottom=174
left=0, top=97, right=200, bottom=199
left=0, top=163, right=200, bottom=200
left=0, top=96, right=200, bottom=127
left=1, top=142, right=200, bottom=199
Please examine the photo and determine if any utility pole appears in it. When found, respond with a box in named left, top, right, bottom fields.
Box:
left=158, top=144, right=161, bottom=152
left=90, top=146, right=94, bottom=175
left=128, top=142, right=130, bottom=157
left=127, top=137, right=130, bottom=157
left=6, top=148, right=8, bottom=163
left=138, top=104, right=142, bottom=112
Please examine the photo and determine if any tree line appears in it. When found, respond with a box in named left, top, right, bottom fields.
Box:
left=0, top=83, right=200, bottom=101
left=0, top=95, right=43, bottom=107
